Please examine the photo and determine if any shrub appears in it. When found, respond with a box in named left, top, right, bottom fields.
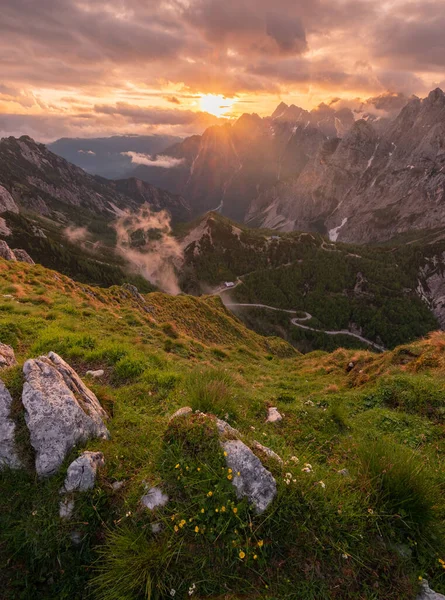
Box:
left=113, top=357, right=146, bottom=383
left=358, top=438, right=440, bottom=534
left=185, top=369, right=237, bottom=420
left=364, top=374, right=445, bottom=420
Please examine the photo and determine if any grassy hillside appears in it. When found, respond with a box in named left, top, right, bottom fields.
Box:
left=2, top=258, right=445, bottom=599
left=181, top=214, right=438, bottom=351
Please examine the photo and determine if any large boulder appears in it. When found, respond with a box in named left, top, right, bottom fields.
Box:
left=22, top=352, right=110, bottom=476
left=61, top=451, right=105, bottom=493
left=0, top=379, right=22, bottom=469
left=0, top=240, right=16, bottom=261
left=12, top=249, right=35, bottom=265
left=222, top=439, right=277, bottom=514
left=0, top=343, right=17, bottom=369
left=417, top=581, right=445, bottom=600
left=0, top=185, right=19, bottom=214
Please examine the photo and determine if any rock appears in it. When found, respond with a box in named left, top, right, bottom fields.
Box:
left=22, top=352, right=110, bottom=477
left=417, top=580, right=445, bottom=600
left=0, top=379, right=22, bottom=469
left=0, top=343, right=17, bottom=369
left=141, top=487, right=169, bottom=510
left=0, top=240, right=16, bottom=261
left=0, top=185, right=19, bottom=214
left=59, top=497, right=75, bottom=519
left=222, top=439, right=277, bottom=514
left=12, top=249, right=34, bottom=265
left=111, top=480, right=125, bottom=491
left=266, top=407, right=282, bottom=423
left=252, top=441, right=283, bottom=464
left=216, top=418, right=240, bottom=437
left=61, top=451, right=105, bottom=493
left=86, top=369, right=104, bottom=378
left=170, top=406, right=193, bottom=420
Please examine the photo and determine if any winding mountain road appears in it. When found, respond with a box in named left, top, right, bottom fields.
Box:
left=225, top=302, right=385, bottom=352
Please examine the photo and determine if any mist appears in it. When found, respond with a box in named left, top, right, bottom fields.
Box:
left=114, top=205, right=183, bottom=295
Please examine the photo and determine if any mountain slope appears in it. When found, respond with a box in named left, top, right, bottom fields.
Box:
left=248, top=89, right=445, bottom=242
left=179, top=213, right=441, bottom=351
left=2, top=256, right=445, bottom=599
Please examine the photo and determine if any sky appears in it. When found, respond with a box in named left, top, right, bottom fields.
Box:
left=1, top=0, right=445, bottom=141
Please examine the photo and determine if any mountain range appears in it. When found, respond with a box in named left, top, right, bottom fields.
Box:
left=121, top=88, right=445, bottom=243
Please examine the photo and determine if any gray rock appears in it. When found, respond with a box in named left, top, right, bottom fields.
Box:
left=0, top=240, right=16, bottom=261
left=111, top=480, right=125, bottom=491
left=59, top=497, right=75, bottom=519
left=22, top=352, right=110, bottom=477
left=0, top=185, right=19, bottom=214
left=222, top=439, right=277, bottom=514
left=266, top=407, right=282, bottom=423
left=216, top=418, right=240, bottom=437
left=151, top=522, right=163, bottom=534
left=12, top=249, right=34, bottom=265
left=252, top=441, right=283, bottom=464
left=61, top=451, right=105, bottom=493
left=0, top=379, right=22, bottom=469
left=417, top=580, right=445, bottom=600
left=141, top=487, right=169, bottom=510
left=170, top=406, right=192, bottom=420
left=86, top=369, right=104, bottom=378
left=0, top=343, right=17, bottom=369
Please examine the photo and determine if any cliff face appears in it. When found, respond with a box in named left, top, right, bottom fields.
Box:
left=248, top=89, right=445, bottom=243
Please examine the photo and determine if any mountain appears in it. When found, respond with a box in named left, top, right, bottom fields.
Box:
left=48, top=134, right=182, bottom=179
left=248, top=88, right=445, bottom=242
left=0, top=135, right=190, bottom=288
left=178, top=212, right=445, bottom=352
left=0, top=135, right=189, bottom=224
left=2, top=252, right=445, bottom=599
left=128, top=105, right=356, bottom=222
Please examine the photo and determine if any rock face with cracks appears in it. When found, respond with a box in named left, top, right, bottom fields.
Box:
left=0, top=343, right=17, bottom=370
left=22, top=352, right=110, bottom=477
left=417, top=580, right=445, bottom=600
left=222, top=439, right=277, bottom=514
left=0, top=379, right=22, bottom=469
left=61, top=451, right=105, bottom=493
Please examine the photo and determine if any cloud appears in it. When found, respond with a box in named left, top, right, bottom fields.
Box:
left=122, top=151, right=185, bottom=168
left=78, top=149, right=96, bottom=155
left=114, top=205, right=183, bottom=295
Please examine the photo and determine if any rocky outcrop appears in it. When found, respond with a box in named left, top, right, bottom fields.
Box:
left=0, top=343, right=17, bottom=369
left=417, top=580, right=445, bottom=600
left=0, top=240, right=17, bottom=261
left=12, top=249, right=35, bottom=265
left=60, top=451, right=105, bottom=494
left=0, top=379, right=22, bottom=469
left=22, top=352, right=110, bottom=477
left=0, top=184, right=19, bottom=214
left=0, top=240, right=34, bottom=264
left=222, top=439, right=277, bottom=514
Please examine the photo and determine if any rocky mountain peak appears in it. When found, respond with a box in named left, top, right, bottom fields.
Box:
left=426, top=87, right=445, bottom=105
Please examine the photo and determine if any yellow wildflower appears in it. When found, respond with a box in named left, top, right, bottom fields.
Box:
left=237, top=472, right=241, bottom=477
left=227, top=474, right=233, bottom=480
left=257, top=540, right=264, bottom=548
left=207, top=491, right=213, bottom=497
left=228, top=468, right=233, bottom=474
left=197, top=467, right=201, bottom=471
left=221, top=506, right=226, bottom=512
left=174, top=525, right=179, bottom=532
left=175, top=464, right=180, bottom=469
left=179, top=520, right=186, bottom=528
left=194, top=526, right=199, bottom=533
left=201, top=508, right=205, bottom=513
left=253, top=555, right=258, bottom=560
left=239, top=551, right=246, bottom=559
left=439, top=559, right=445, bottom=565
left=215, top=508, right=219, bottom=513
left=224, top=451, right=228, bottom=456
left=233, top=507, right=238, bottom=514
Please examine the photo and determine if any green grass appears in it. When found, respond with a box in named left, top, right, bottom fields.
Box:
left=1, top=258, right=445, bottom=598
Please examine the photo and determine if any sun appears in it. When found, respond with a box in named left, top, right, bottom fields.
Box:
left=199, top=94, right=236, bottom=117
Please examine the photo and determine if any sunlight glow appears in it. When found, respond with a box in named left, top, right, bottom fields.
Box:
left=199, top=94, right=236, bottom=117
